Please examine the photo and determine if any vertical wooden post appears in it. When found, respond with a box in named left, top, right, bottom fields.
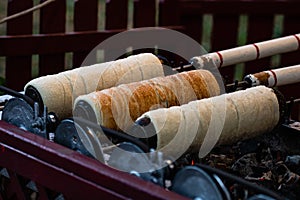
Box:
left=6, top=0, right=33, bottom=90
left=159, top=0, right=180, bottom=26
left=134, top=0, right=156, bottom=28
left=244, top=14, right=274, bottom=75
left=280, top=12, right=300, bottom=120
left=211, top=14, right=239, bottom=82
left=39, top=0, right=66, bottom=76
left=130, top=0, right=157, bottom=59
left=105, top=0, right=129, bottom=61
left=106, top=0, right=128, bottom=30
left=73, top=0, right=98, bottom=67
left=159, top=0, right=186, bottom=67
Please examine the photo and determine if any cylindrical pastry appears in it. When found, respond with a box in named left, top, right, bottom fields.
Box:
left=244, top=64, right=300, bottom=87
left=136, top=86, right=280, bottom=158
left=74, top=69, right=221, bottom=131
left=24, top=53, right=164, bottom=119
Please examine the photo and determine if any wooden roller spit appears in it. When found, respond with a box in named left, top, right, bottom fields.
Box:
left=136, top=86, right=282, bottom=158
left=74, top=69, right=221, bottom=131
left=244, top=64, right=300, bottom=87
left=190, top=34, right=300, bottom=69
left=24, top=53, right=164, bottom=119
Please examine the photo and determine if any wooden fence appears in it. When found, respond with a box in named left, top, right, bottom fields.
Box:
left=0, top=0, right=299, bottom=117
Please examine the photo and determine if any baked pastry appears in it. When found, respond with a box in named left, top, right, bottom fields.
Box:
left=25, top=53, right=164, bottom=119
left=74, top=69, right=221, bottom=131
left=137, top=86, right=280, bottom=157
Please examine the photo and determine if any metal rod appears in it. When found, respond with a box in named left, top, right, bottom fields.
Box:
left=73, top=117, right=150, bottom=153
left=0, top=85, right=35, bottom=106
left=286, top=98, right=300, bottom=104
left=172, top=64, right=194, bottom=71
left=225, top=80, right=250, bottom=92
left=0, top=0, right=56, bottom=24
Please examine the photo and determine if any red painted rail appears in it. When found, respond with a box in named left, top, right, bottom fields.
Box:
left=0, top=120, right=186, bottom=199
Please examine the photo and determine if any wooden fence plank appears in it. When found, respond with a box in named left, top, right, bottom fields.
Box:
left=106, top=0, right=128, bottom=30
left=280, top=14, right=300, bottom=120
left=6, top=0, right=33, bottom=91
left=180, top=13, right=202, bottom=45
left=131, top=0, right=157, bottom=61
left=134, top=0, right=156, bottom=28
left=281, top=15, right=300, bottom=67
left=73, top=0, right=98, bottom=67
left=159, top=0, right=180, bottom=26
left=179, top=0, right=300, bottom=15
left=159, top=0, right=185, bottom=68
left=244, top=14, right=274, bottom=75
left=211, top=14, right=239, bottom=83
left=39, top=0, right=66, bottom=76
left=104, top=0, right=129, bottom=61
left=0, top=31, right=134, bottom=56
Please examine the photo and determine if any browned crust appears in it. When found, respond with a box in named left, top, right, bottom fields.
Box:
left=91, top=69, right=220, bottom=130
left=128, top=77, right=181, bottom=122
left=97, top=91, right=116, bottom=129
left=128, top=82, right=159, bottom=121
left=179, top=70, right=210, bottom=99
left=253, top=71, right=270, bottom=86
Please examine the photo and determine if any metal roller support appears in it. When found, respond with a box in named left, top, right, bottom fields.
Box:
left=0, top=85, right=58, bottom=139
left=171, top=166, right=230, bottom=200
left=54, top=119, right=104, bottom=161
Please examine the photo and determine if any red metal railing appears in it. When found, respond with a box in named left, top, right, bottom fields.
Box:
left=0, top=120, right=186, bottom=199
